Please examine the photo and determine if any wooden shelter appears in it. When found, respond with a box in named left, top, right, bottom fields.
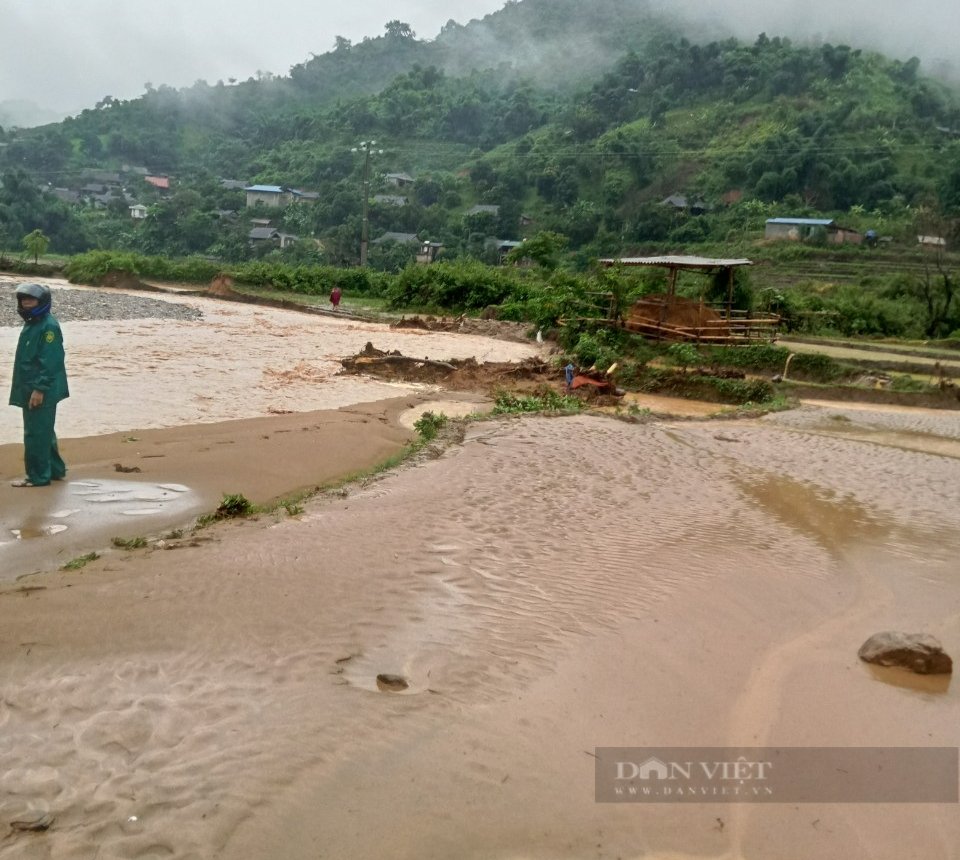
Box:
left=598, top=255, right=779, bottom=344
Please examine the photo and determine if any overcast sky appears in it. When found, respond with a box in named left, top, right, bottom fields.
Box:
left=3, top=0, right=959, bottom=117
left=0, top=0, right=507, bottom=114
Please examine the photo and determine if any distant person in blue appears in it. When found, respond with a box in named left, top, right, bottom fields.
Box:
left=8, top=283, right=69, bottom=487
left=564, top=363, right=575, bottom=390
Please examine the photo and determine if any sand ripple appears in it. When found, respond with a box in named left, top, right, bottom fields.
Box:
left=2, top=411, right=959, bottom=858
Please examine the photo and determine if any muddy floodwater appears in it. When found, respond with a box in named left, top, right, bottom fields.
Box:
left=0, top=279, right=539, bottom=445
left=1, top=282, right=959, bottom=860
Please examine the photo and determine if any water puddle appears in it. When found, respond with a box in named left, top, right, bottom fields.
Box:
left=11, top=524, right=69, bottom=540
left=865, top=664, right=952, bottom=695
left=736, top=472, right=895, bottom=555
left=2, top=479, right=198, bottom=576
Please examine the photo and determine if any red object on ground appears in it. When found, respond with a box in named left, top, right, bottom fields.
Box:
left=571, top=375, right=611, bottom=391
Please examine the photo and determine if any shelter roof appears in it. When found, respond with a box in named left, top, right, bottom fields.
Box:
left=245, top=184, right=285, bottom=193
left=599, top=255, right=753, bottom=269
left=765, top=217, right=834, bottom=226
left=372, top=231, right=419, bottom=244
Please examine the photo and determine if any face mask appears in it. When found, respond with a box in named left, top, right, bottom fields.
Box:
left=17, top=300, right=51, bottom=321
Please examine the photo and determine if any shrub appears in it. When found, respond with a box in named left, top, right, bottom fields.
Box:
left=492, top=388, right=584, bottom=414
left=413, top=411, right=448, bottom=441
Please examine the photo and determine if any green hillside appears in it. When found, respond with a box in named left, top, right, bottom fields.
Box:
left=2, top=0, right=960, bottom=297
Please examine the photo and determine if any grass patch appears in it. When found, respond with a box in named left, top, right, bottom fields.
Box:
left=62, top=552, right=100, bottom=571
left=111, top=536, right=148, bottom=549
left=196, top=492, right=256, bottom=528
left=888, top=374, right=937, bottom=393
left=492, top=387, right=584, bottom=414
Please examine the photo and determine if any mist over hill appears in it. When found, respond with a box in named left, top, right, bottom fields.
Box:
left=2, top=0, right=960, bottom=271
left=0, top=100, right=71, bottom=130
left=660, top=0, right=959, bottom=82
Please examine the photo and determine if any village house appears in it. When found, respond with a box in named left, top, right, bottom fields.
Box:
left=248, top=226, right=300, bottom=249
left=372, top=231, right=419, bottom=246
left=661, top=193, right=709, bottom=215
left=384, top=172, right=415, bottom=188
left=764, top=217, right=862, bottom=245
left=416, top=240, right=444, bottom=264
left=490, top=238, right=524, bottom=265
left=49, top=187, right=80, bottom=204
left=129, top=204, right=148, bottom=220
left=245, top=185, right=291, bottom=207
left=145, top=175, right=171, bottom=190
left=244, top=186, right=319, bottom=207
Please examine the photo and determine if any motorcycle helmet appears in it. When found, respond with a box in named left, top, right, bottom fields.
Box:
left=15, top=283, right=52, bottom=321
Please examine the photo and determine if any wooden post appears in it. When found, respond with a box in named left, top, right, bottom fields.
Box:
left=726, top=266, right=734, bottom=320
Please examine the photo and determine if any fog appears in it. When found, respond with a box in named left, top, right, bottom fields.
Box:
left=0, top=0, right=506, bottom=117
left=2, top=0, right=958, bottom=126
left=659, top=0, right=959, bottom=79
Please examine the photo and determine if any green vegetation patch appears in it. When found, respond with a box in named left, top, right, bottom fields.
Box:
left=493, top=388, right=585, bottom=414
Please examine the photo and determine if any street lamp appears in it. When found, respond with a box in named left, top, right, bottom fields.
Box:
left=351, top=140, right=383, bottom=267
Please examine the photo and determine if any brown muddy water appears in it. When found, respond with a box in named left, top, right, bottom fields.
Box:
left=0, top=281, right=539, bottom=445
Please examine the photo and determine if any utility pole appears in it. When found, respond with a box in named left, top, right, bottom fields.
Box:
left=351, top=140, right=382, bottom=267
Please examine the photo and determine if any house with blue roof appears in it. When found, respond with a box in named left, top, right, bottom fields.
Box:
left=245, top=185, right=292, bottom=208
left=765, top=217, right=862, bottom=245
left=244, top=185, right=321, bottom=208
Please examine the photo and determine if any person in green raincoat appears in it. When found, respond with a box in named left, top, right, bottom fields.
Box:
left=8, top=283, right=69, bottom=487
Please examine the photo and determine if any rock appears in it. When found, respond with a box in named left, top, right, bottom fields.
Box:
left=10, top=812, right=54, bottom=832
left=376, top=673, right=409, bottom=692
left=858, top=631, right=953, bottom=675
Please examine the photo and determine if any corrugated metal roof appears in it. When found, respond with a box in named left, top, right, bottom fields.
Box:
left=372, top=232, right=419, bottom=244
left=245, top=185, right=285, bottom=193
left=766, top=217, right=834, bottom=226
left=599, top=255, right=753, bottom=269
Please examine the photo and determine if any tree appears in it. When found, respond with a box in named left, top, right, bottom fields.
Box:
left=507, top=230, right=568, bottom=269
left=23, top=229, right=50, bottom=263
left=384, top=20, right=415, bottom=40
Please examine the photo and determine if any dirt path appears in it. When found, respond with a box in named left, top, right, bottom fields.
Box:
left=779, top=337, right=960, bottom=376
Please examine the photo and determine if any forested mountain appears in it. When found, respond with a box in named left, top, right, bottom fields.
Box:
left=2, top=0, right=960, bottom=265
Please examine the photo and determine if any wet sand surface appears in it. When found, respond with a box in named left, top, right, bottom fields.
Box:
left=0, top=404, right=958, bottom=859
left=2, top=283, right=959, bottom=859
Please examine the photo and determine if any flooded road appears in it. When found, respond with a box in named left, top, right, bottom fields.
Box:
left=2, top=279, right=960, bottom=860
left=0, top=279, right=540, bottom=445
left=0, top=280, right=539, bottom=577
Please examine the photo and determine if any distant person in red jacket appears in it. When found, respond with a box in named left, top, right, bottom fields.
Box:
left=330, top=286, right=342, bottom=310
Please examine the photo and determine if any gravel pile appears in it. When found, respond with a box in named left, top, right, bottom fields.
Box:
left=0, top=283, right=203, bottom=327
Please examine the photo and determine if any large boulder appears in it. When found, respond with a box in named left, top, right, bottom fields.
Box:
left=858, top=632, right=953, bottom=675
